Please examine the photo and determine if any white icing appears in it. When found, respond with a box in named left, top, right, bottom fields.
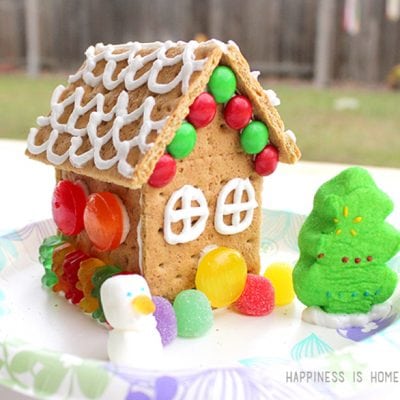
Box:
left=285, top=129, right=297, bottom=143
left=27, top=39, right=230, bottom=178
left=164, top=185, right=209, bottom=245
left=250, top=70, right=261, bottom=79
left=100, top=275, right=162, bottom=368
left=264, top=89, right=281, bottom=106
left=27, top=87, right=167, bottom=177
left=214, top=178, right=258, bottom=235
left=302, top=282, right=400, bottom=329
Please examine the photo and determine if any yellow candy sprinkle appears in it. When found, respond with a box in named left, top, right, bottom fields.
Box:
left=264, top=262, right=295, bottom=306
left=195, top=246, right=247, bottom=308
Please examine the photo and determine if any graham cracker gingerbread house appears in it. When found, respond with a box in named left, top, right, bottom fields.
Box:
left=26, top=40, right=300, bottom=300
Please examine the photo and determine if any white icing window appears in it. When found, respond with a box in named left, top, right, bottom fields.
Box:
left=215, top=178, right=258, bottom=235
left=164, top=185, right=209, bottom=245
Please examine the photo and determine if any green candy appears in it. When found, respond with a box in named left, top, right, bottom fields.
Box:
left=91, top=265, right=121, bottom=322
left=293, top=167, right=400, bottom=314
left=173, top=289, right=213, bottom=337
left=39, top=235, right=66, bottom=270
left=208, top=66, right=237, bottom=103
left=167, top=122, right=197, bottom=159
left=240, top=121, right=269, bottom=154
left=41, top=270, right=58, bottom=288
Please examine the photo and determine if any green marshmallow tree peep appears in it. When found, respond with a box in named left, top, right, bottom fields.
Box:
left=293, top=167, right=400, bottom=314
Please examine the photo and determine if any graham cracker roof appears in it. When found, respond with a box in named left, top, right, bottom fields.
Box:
left=26, top=39, right=300, bottom=189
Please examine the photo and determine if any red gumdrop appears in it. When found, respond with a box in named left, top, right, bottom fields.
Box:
left=52, top=180, right=87, bottom=236
left=234, top=274, right=275, bottom=316
left=187, top=92, right=217, bottom=128
left=61, top=250, right=88, bottom=304
left=148, top=154, right=177, bottom=188
left=254, top=145, right=279, bottom=176
left=224, top=95, right=253, bottom=130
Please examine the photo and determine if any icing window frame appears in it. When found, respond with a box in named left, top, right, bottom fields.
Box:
left=214, top=178, right=258, bottom=235
left=164, top=185, right=210, bottom=245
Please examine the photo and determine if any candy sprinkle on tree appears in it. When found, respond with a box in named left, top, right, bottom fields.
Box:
left=293, top=167, right=400, bottom=314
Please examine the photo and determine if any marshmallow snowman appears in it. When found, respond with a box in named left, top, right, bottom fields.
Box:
left=100, top=274, right=163, bottom=368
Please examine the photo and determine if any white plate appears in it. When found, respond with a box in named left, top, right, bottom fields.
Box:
left=1, top=210, right=400, bottom=399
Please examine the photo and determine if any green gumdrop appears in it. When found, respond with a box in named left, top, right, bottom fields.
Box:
left=293, top=167, right=400, bottom=314
left=39, top=235, right=66, bottom=270
left=208, top=66, right=237, bottom=103
left=91, top=265, right=121, bottom=322
left=173, top=289, right=213, bottom=337
left=167, top=122, right=197, bottom=159
left=41, top=270, right=58, bottom=288
left=240, top=121, right=269, bottom=154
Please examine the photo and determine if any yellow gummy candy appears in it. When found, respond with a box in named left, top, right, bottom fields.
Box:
left=77, top=258, right=105, bottom=313
left=264, top=262, right=295, bottom=306
left=195, top=246, right=247, bottom=308
left=52, top=242, right=75, bottom=293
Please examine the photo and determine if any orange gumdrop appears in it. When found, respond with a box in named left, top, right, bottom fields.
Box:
left=77, top=257, right=105, bottom=313
left=52, top=242, right=75, bottom=293
left=83, top=192, right=128, bottom=252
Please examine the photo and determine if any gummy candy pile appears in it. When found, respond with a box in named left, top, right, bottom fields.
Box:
left=39, top=236, right=294, bottom=342
left=148, top=64, right=280, bottom=188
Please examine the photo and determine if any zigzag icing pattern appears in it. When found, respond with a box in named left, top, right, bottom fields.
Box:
left=27, top=40, right=230, bottom=178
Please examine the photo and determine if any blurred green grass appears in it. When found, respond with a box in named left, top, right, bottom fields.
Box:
left=0, top=74, right=399, bottom=168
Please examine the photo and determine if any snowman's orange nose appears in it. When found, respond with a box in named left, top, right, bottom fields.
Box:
left=132, top=295, right=155, bottom=315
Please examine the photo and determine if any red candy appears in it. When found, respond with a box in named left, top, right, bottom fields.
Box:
left=234, top=274, right=275, bottom=316
left=187, top=92, right=217, bottom=128
left=224, top=95, right=253, bottom=130
left=52, top=180, right=87, bottom=236
left=84, top=192, right=128, bottom=251
left=254, top=145, right=279, bottom=176
left=61, top=250, right=88, bottom=304
left=148, top=154, right=177, bottom=188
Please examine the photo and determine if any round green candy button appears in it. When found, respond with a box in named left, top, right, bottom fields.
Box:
left=208, top=66, right=237, bottom=103
left=240, top=121, right=269, bottom=154
left=167, top=122, right=197, bottom=159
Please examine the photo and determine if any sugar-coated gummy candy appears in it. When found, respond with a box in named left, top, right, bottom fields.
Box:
left=78, top=258, right=106, bottom=313
left=208, top=66, right=237, bottom=103
left=84, top=192, right=128, bottom=252
left=173, top=290, right=213, bottom=338
left=187, top=92, right=217, bottom=128
left=52, top=180, right=87, bottom=236
left=153, top=296, right=177, bottom=346
left=167, top=122, right=197, bottom=159
left=195, top=246, right=247, bottom=308
left=264, top=262, right=295, bottom=306
left=234, top=274, right=275, bottom=316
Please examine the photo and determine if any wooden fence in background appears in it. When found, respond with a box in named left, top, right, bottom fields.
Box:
left=0, top=0, right=399, bottom=83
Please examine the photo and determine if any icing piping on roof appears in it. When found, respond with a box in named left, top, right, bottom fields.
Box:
left=27, top=87, right=167, bottom=177
left=68, top=39, right=230, bottom=93
left=28, top=39, right=233, bottom=179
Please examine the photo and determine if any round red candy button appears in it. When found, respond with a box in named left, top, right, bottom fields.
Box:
left=84, top=192, right=128, bottom=252
left=52, top=180, right=87, bottom=236
left=254, top=145, right=279, bottom=176
left=224, top=95, right=253, bottom=130
left=148, top=154, right=177, bottom=188
left=187, top=92, right=217, bottom=128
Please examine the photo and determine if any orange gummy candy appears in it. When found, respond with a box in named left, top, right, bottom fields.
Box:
left=77, top=257, right=105, bottom=313
left=52, top=242, right=76, bottom=293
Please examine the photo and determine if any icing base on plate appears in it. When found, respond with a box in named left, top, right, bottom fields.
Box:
left=302, top=280, right=400, bottom=329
